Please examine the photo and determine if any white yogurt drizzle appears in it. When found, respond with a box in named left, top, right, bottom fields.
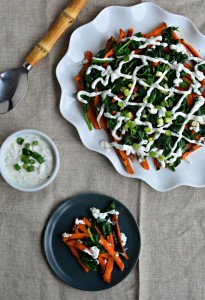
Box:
left=77, top=33, right=205, bottom=166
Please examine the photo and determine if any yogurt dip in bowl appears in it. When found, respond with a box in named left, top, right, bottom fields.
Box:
left=0, top=129, right=60, bottom=192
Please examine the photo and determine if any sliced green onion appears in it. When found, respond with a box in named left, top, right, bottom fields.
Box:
left=164, top=117, right=171, bottom=124
left=133, top=143, right=139, bottom=150
left=118, top=102, right=124, bottom=108
left=124, top=89, right=130, bottom=97
left=31, top=152, right=39, bottom=159
left=124, top=121, right=131, bottom=130
left=29, top=159, right=35, bottom=164
left=156, top=71, right=163, bottom=77
left=17, top=138, right=24, bottom=145
left=32, top=141, right=38, bottom=146
left=36, top=155, right=45, bottom=164
left=27, top=166, right=35, bottom=172
left=157, top=118, right=164, bottom=126
left=144, top=127, right=151, bottom=133
left=23, top=164, right=28, bottom=169
left=148, top=137, right=153, bottom=142
left=126, top=112, right=133, bottom=119
left=149, top=151, right=156, bottom=158
left=128, top=83, right=133, bottom=88
left=14, top=163, right=21, bottom=171
left=165, top=130, right=171, bottom=136
left=120, top=86, right=126, bottom=92
left=130, top=128, right=137, bottom=135
left=165, top=111, right=172, bottom=117
left=158, top=155, right=166, bottom=161
left=22, top=148, right=32, bottom=156
left=130, top=121, right=136, bottom=129
left=25, top=143, right=30, bottom=149
left=22, top=156, right=30, bottom=164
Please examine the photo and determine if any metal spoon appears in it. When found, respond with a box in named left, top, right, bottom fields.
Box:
left=0, top=0, right=88, bottom=114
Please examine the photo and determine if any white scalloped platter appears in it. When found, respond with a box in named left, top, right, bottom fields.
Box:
left=56, top=2, right=205, bottom=192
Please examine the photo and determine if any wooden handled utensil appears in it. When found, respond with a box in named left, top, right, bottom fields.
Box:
left=0, top=0, right=88, bottom=114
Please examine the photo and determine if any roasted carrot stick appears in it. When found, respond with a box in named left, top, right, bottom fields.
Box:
left=82, top=217, right=92, bottom=228
left=145, top=22, right=167, bottom=38
left=98, top=256, right=107, bottom=268
left=107, top=234, right=115, bottom=249
left=72, top=225, right=80, bottom=233
left=184, top=62, right=193, bottom=70
left=103, top=258, right=114, bottom=283
left=99, top=235, right=124, bottom=271
left=87, top=107, right=101, bottom=130
left=112, top=214, right=128, bottom=260
left=75, top=51, right=93, bottom=83
left=128, top=154, right=134, bottom=163
left=141, top=159, right=150, bottom=170
left=181, top=40, right=202, bottom=58
left=68, top=246, right=90, bottom=272
left=62, top=233, right=90, bottom=242
left=77, top=224, right=88, bottom=234
left=98, top=253, right=112, bottom=259
left=73, top=241, right=89, bottom=252
left=117, top=29, right=125, bottom=44
left=104, top=48, right=115, bottom=58
left=94, top=87, right=99, bottom=107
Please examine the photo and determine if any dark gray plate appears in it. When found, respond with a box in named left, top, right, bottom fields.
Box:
left=43, top=193, right=141, bottom=291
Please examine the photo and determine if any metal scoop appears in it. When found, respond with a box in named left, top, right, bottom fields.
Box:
left=0, top=0, right=88, bottom=114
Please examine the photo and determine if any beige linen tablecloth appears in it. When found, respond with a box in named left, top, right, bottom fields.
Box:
left=0, top=1, right=205, bottom=300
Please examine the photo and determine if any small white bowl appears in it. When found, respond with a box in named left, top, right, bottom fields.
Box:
left=0, top=129, right=60, bottom=192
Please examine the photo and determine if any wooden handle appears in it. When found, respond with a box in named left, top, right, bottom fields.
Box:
left=25, top=0, right=88, bottom=67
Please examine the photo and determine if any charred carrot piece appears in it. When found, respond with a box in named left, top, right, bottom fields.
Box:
left=103, top=258, right=114, bottom=284
left=153, top=158, right=161, bottom=171
left=99, top=235, right=124, bottom=271
left=145, top=22, right=167, bottom=38
left=68, top=246, right=90, bottom=272
left=105, top=36, right=115, bottom=50
left=128, top=154, right=134, bottom=163
left=141, top=159, right=150, bottom=170
left=117, top=29, right=125, bottom=44
left=187, top=93, right=198, bottom=106
left=126, top=28, right=134, bottom=37
left=112, top=214, right=128, bottom=260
